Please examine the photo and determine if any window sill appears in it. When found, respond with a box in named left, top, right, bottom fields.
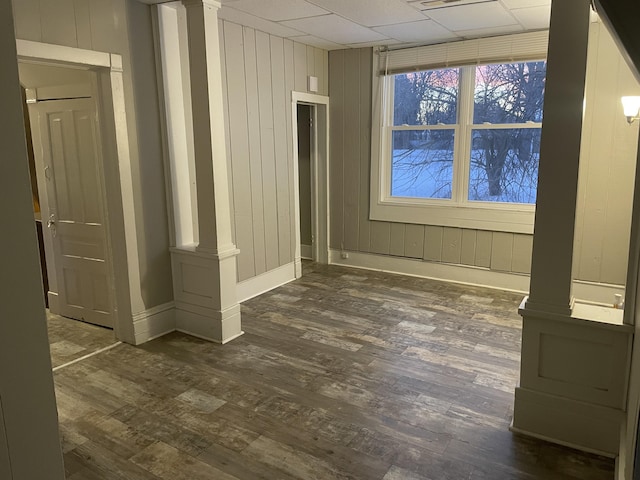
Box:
left=369, top=199, right=535, bottom=234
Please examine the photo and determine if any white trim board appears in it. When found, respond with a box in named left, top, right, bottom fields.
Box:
left=16, top=40, right=111, bottom=68
left=328, top=249, right=624, bottom=304
left=132, top=302, right=176, bottom=345
left=330, top=249, right=531, bottom=294
left=237, top=262, right=296, bottom=303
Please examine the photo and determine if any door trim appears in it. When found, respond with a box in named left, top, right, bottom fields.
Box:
left=16, top=40, right=140, bottom=344
left=292, top=91, right=330, bottom=277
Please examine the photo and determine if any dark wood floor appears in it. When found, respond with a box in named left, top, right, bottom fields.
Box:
left=52, top=263, right=615, bottom=479
left=47, top=311, right=117, bottom=369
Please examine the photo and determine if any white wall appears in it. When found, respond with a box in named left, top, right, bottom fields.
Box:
left=219, top=20, right=328, bottom=282
left=573, top=20, right=640, bottom=287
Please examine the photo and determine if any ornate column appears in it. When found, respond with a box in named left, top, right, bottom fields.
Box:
left=170, top=0, right=242, bottom=343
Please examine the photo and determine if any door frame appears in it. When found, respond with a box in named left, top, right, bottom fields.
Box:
left=16, top=40, right=140, bottom=343
left=291, top=92, right=330, bottom=277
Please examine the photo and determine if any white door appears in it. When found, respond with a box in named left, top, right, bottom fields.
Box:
left=29, top=97, right=113, bottom=328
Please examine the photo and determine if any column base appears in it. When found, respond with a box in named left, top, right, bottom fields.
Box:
left=514, top=298, right=633, bottom=456
left=170, top=245, right=243, bottom=344
left=512, top=386, right=621, bottom=456
left=176, top=303, right=243, bottom=344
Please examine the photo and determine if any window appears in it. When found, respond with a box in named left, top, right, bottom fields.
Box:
left=370, top=32, right=549, bottom=234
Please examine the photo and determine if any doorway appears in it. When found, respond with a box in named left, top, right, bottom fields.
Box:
left=297, top=104, right=313, bottom=261
left=292, top=92, right=330, bottom=277
left=20, top=62, right=115, bottom=330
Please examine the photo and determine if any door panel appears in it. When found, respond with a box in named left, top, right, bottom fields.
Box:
left=30, top=98, right=113, bottom=328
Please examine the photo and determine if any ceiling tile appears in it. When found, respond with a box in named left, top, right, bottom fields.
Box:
left=306, top=0, right=426, bottom=27
left=219, top=7, right=305, bottom=37
left=426, top=2, right=518, bottom=31
left=500, top=0, right=550, bottom=8
left=281, top=14, right=390, bottom=44
left=374, top=19, right=458, bottom=44
left=224, top=0, right=329, bottom=22
left=511, top=5, right=551, bottom=30
left=291, top=35, right=345, bottom=50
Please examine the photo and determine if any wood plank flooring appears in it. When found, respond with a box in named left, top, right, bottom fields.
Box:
left=53, top=263, right=615, bottom=479
left=47, top=311, right=116, bottom=368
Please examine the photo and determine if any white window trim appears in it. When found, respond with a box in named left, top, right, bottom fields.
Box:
left=370, top=32, right=549, bottom=235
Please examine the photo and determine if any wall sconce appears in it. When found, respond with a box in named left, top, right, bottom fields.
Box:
left=622, top=96, right=640, bottom=124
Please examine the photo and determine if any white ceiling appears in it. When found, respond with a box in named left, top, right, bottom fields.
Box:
left=140, top=0, right=552, bottom=50
left=215, top=0, right=552, bottom=50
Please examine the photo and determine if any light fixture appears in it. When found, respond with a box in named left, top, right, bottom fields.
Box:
left=621, top=96, right=640, bottom=124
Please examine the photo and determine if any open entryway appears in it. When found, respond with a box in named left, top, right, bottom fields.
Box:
left=297, top=103, right=313, bottom=261
left=292, top=92, right=329, bottom=276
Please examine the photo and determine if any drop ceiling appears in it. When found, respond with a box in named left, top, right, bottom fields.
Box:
left=144, top=0, right=552, bottom=50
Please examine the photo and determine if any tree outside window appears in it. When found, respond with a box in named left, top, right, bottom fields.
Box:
left=389, top=61, right=546, bottom=204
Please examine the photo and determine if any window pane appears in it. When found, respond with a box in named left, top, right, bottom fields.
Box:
left=473, top=61, right=546, bottom=124
left=393, top=69, right=459, bottom=126
left=468, top=128, right=541, bottom=204
left=391, top=129, right=454, bottom=199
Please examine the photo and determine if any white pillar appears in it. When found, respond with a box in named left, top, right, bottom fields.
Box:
left=182, top=0, right=234, bottom=254
left=169, top=0, right=242, bottom=343
left=524, top=0, right=591, bottom=316
left=512, top=0, right=634, bottom=456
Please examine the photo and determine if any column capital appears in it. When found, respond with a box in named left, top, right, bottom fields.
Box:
left=182, top=0, right=221, bottom=10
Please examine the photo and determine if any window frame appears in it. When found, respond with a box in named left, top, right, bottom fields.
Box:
left=369, top=34, right=548, bottom=235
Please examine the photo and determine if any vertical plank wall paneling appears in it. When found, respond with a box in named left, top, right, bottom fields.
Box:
left=218, top=20, right=236, bottom=246
left=223, top=22, right=255, bottom=280
left=574, top=22, right=640, bottom=286
left=271, top=35, right=293, bottom=266
left=39, top=0, right=77, bottom=46
left=73, top=0, right=93, bottom=50
left=329, top=34, right=638, bottom=284
left=329, top=50, right=345, bottom=251
left=358, top=49, right=373, bottom=254
left=219, top=20, right=328, bottom=282
left=343, top=49, right=361, bottom=252
left=255, top=30, right=280, bottom=273
left=460, top=229, right=477, bottom=267
left=241, top=26, right=265, bottom=275
left=11, top=0, right=174, bottom=308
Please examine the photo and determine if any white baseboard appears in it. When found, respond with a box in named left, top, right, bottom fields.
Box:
left=572, top=280, right=625, bottom=307
left=300, top=244, right=312, bottom=260
left=329, top=249, right=530, bottom=294
left=236, top=262, right=296, bottom=303
left=328, top=250, right=625, bottom=305
left=132, top=302, right=176, bottom=345
left=47, top=291, right=59, bottom=313
left=175, top=303, right=243, bottom=344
